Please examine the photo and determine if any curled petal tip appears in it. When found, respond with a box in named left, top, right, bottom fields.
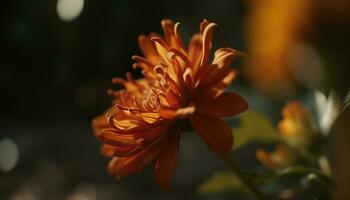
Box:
left=161, top=19, right=173, bottom=25
left=150, top=36, right=159, bottom=40
left=137, top=35, right=147, bottom=45
left=237, top=51, right=248, bottom=58
left=111, top=77, right=125, bottom=85
left=150, top=37, right=167, bottom=48
left=107, top=89, right=114, bottom=96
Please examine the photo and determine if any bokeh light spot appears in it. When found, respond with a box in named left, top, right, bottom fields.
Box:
left=57, top=0, right=84, bottom=22
left=0, top=138, right=19, bottom=172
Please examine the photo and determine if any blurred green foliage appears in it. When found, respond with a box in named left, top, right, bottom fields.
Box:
left=233, top=111, right=280, bottom=150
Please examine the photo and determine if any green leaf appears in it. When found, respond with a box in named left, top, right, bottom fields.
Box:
left=197, top=171, right=243, bottom=194
left=233, top=110, right=281, bottom=149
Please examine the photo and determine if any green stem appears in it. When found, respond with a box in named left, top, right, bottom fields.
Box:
left=219, top=154, right=267, bottom=200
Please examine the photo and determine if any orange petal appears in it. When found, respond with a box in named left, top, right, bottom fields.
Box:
left=197, top=65, right=233, bottom=90
left=98, top=128, right=140, bottom=146
left=138, top=124, right=168, bottom=141
left=152, top=37, right=179, bottom=83
left=108, top=133, right=170, bottom=177
left=108, top=156, right=144, bottom=177
left=212, top=69, right=237, bottom=92
left=159, top=109, right=178, bottom=120
left=196, top=48, right=240, bottom=90
left=161, top=19, right=184, bottom=52
left=200, top=19, right=211, bottom=33
left=200, top=22, right=217, bottom=66
left=255, top=149, right=277, bottom=170
left=165, top=89, right=182, bottom=108
left=161, top=19, right=175, bottom=44
left=92, top=115, right=109, bottom=136
left=110, top=118, right=140, bottom=130
left=101, top=144, right=117, bottom=157
left=138, top=35, right=160, bottom=65
left=109, top=122, right=168, bottom=142
left=190, top=114, right=233, bottom=154
left=154, top=131, right=178, bottom=189
left=132, top=55, right=155, bottom=72
left=140, top=112, right=160, bottom=124
left=195, top=92, right=248, bottom=117
left=256, top=145, right=295, bottom=171
left=168, top=48, right=190, bottom=72
left=212, top=48, right=241, bottom=69
left=159, top=106, right=196, bottom=120
left=152, top=37, right=172, bottom=66
left=102, top=142, right=145, bottom=157
left=188, top=33, right=202, bottom=74
left=173, top=22, right=185, bottom=52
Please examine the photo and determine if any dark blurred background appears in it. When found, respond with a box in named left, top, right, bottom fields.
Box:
left=0, top=0, right=249, bottom=199
left=1, top=0, right=349, bottom=199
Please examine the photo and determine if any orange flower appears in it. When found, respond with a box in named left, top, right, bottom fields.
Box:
left=278, top=101, right=316, bottom=148
left=256, top=145, right=295, bottom=171
left=256, top=101, right=316, bottom=171
left=92, top=19, right=248, bottom=189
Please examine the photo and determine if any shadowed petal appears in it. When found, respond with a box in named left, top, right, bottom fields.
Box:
left=196, top=92, right=248, bottom=117
left=212, top=69, right=237, bottom=93
left=101, top=144, right=117, bottom=157
left=101, top=142, right=147, bottom=157
left=155, top=131, right=178, bottom=189
left=197, top=65, right=234, bottom=90
left=108, top=156, right=143, bottom=177
left=190, top=114, right=233, bottom=154
left=108, top=138, right=167, bottom=177
left=92, top=115, right=109, bottom=136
